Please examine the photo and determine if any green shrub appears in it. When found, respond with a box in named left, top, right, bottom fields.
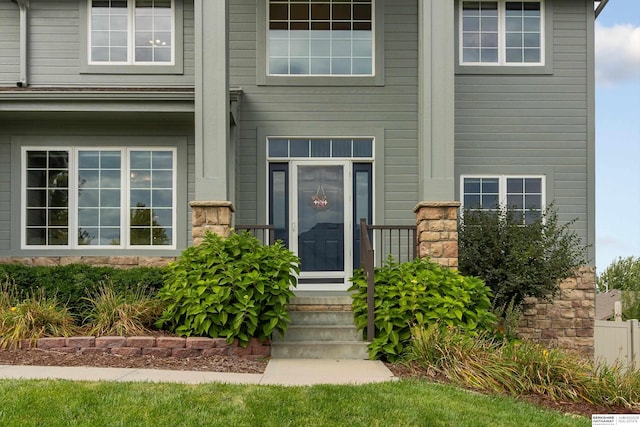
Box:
left=0, top=264, right=166, bottom=321
left=349, top=256, right=496, bottom=361
left=83, top=281, right=164, bottom=336
left=458, top=205, right=587, bottom=308
left=0, top=285, right=78, bottom=349
left=155, top=231, right=300, bottom=346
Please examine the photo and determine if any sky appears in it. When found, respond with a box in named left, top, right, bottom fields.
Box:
left=594, top=0, right=640, bottom=274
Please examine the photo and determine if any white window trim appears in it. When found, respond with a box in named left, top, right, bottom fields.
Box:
left=86, top=0, right=176, bottom=66
left=21, top=146, right=177, bottom=250
left=458, top=0, right=545, bottom=67
left=460, top=174, right=546, bottom=211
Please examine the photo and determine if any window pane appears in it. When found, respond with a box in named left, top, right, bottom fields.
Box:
left=130, top=151, right=151, bottom=169
left=25, top=150, right=70, bottom=246
left=129, top=150, right=174, bottom=246
left=506, top=177, right=523, bottom=193
left=525, top=178, right=542, bottom=193
left=353, top=139, right=372, bottom=157
left=290, top=139, right=310, bottom=157
left=269, top=139, right=289, bottom=157
left=311, top=139, right=331, bottom=157
left=332, top=139, right=351, bottom=157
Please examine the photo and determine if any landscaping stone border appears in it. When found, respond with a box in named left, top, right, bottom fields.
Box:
left=32, top=336, right=270, bottom=360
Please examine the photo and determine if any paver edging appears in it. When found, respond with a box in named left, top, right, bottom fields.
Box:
left=33, top=336, right=270, bottom=360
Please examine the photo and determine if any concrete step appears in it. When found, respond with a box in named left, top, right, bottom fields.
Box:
left=288, top=310, right=357, bottom=326
left=272, top=325, right=362, bottom=342
left=270, top=341, right=370, bottom=359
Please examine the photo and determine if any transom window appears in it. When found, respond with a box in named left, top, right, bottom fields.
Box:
left=89, top=0, right=174, bottom=64
left=461, top=175, right=545, bottom=223
left=267, top=138, right=373, bottom=159
left=268, top=0, right=373, bottom=76
left=460, top=0, right=543, bottom=65
left=22, top=147, right=176, bottom=249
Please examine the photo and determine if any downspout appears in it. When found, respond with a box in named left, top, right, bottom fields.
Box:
left=15, top=0, right=29, bottom=87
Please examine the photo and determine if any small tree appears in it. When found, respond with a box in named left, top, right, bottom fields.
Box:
left=458, top=205, right=587, bottom=308
left=597, top=256, right=640, bottom=292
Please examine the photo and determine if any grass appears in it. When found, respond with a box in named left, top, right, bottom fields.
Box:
left=0, top=379, right=589, bottom=427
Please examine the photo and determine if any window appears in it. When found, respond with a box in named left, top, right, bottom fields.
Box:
left=461, top=175, right=545, bottom=223
left=267, top=138, right=373, bottom=159
left=268, top=0, right=373, bottom=76
left=22, top=147, right=176, bottom=249
left=89, top=0, right=174, bottom=64
left=460, top=0, right=543, bottom=65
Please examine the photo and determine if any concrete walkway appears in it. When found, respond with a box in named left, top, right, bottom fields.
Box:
left=0, top=359, right=396, bottom=386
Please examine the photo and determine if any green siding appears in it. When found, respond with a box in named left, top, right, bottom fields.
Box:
left=230, top=0, right=419, bottom=225
left=0, top=0, right=194, bottom=88
left=0, top=1, right=19, bottom=85
left=455, top=0, right=593, bottom=258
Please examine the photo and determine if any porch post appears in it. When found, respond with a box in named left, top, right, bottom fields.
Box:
left=418, top=0, right=455, bottom=201
left=192, top=0, right=232, bottom=241
left=414, top=202, right=460, bottom=268
left=189, top=201, right=234, bottom=246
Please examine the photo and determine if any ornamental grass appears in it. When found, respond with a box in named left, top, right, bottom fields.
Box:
left=82, top=281, right=164, bottom=336
left=408, top=323, right=640, bottom=410
left=0, top=283, right=77, bottom=349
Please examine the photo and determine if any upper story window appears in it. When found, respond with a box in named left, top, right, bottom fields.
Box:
left=268, top=0, right=373, bottom=76
left=89, top=0, right=174, bottom=65
left=22, top=147, right=176, bottom=249
left=461, top=175, right=545, bottom=223
left=460, top=0, right=543, bottom=66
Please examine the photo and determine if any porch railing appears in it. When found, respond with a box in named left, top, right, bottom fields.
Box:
left=235, top=224, right=275, bottom=246
left=359, top=219, right=418, bottom=342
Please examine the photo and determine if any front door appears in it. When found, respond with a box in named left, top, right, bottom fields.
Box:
left=292, top=162, right=349, bottom=290
left=267, top=135, right=374, bottom=291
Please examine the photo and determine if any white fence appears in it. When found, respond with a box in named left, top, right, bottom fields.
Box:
left=594, top=319, right=640, bottom=370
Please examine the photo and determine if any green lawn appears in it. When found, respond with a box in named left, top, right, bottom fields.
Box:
left=0, top=379, right=589, bottom=427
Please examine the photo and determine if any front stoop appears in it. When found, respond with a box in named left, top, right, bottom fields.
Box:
left=271, top=296, right=369, bottom=359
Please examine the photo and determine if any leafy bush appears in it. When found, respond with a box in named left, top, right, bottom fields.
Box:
left=349, top=256, right=496, bottom=361
left=155, top=231, right=300, bottom=346
left=0, top=284, right=77, bottom=349
left=0, top=264, right=166, bottom=321
left=83, top=281, right=164, bottom=336
left=458, top=205, right=587, bottom=308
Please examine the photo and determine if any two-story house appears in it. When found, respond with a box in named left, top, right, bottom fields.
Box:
left=0, top=0, right=596, bottom=295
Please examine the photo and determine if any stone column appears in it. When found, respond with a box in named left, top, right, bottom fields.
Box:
left=190, top=201, right=234, bottom=245
left=414, top=201, right=460, bottom=268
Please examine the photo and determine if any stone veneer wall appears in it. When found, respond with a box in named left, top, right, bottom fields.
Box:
left=0, top=256, right=176, bottom=268
left=33, top=336, right=270, bottom=360
left=413, top=201, right=460, bottom=268
left=518, top=266, right=596, bottom=357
